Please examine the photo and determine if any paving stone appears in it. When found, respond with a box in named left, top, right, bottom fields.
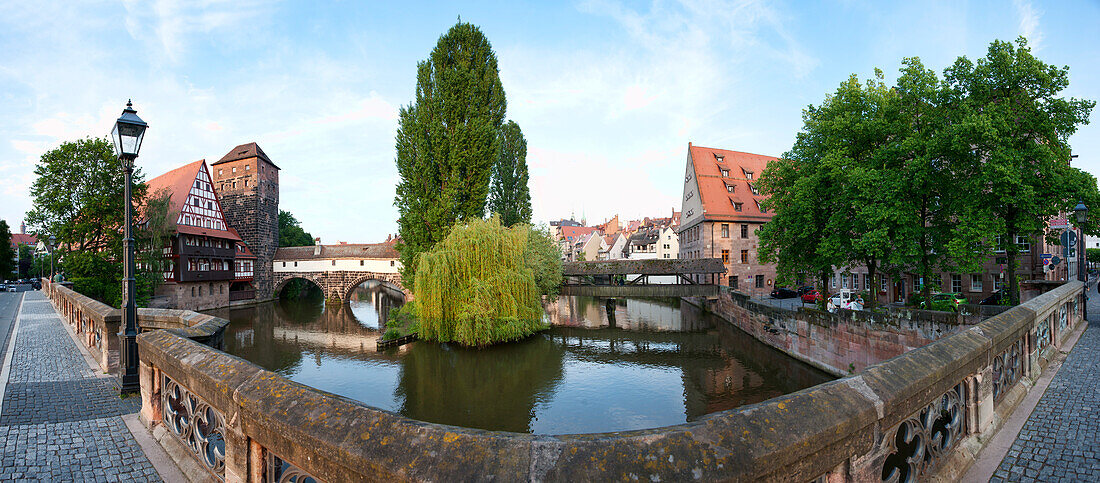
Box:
left=0, top=292, right=160, bottom=481
left=995, top=295, right=1100, bottom=481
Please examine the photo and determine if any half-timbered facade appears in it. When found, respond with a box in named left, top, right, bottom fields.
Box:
left=147, top=159, right=243, bottom=311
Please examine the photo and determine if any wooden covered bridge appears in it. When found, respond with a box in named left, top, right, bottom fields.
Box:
left=560, top=258, right=726, bottom=297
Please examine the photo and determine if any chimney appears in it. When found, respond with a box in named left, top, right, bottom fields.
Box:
left=386, top=234, right=392, bottom=242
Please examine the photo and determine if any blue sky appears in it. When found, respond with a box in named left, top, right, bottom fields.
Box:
left=2, top=1, right=1098, bottom=243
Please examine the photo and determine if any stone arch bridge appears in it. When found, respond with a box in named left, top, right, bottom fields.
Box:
left=273, top=243, right=406, bottom=303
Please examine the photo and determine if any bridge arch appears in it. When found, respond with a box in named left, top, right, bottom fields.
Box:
left=273, top=275, right=325, bottom=299
left=342, top=274, right=406, bottom=303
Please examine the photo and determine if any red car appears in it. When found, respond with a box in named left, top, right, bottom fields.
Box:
left=800, top=289, right=822, bottom=303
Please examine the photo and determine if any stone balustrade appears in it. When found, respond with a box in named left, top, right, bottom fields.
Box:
left=132, top=276, right=1085, bottom=481
left=42, top=278, right=229, bottom=374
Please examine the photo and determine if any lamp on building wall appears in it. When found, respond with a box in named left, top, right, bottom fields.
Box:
left=1075, top=201, right=1088, bottom=321
left=111, top=100, right=148, bottom=394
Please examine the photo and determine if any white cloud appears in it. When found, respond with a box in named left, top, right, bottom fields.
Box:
left=1012, top=0, right=1044, bottom=50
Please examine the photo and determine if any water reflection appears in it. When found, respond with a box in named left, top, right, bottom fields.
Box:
left=210, top=288, right=833, bottom=434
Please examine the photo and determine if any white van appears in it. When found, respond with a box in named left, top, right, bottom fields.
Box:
left=827, top=290, right=863, bottom=312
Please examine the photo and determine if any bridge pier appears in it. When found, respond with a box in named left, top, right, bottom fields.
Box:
left=272, top=270, right=408, bottom=304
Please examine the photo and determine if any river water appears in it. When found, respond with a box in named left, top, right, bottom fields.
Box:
left=207, top=282, right=832, bottom=434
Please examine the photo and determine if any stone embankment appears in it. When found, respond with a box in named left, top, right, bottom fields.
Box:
left=111, top=271, right=1083, bottom=481
left=700, top=290, right=1011, bottom=375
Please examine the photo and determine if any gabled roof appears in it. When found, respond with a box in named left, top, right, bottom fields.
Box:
left=212, top=142, right=280, bottom=169
left=146, top=160, right=206, bottom=216
left=560, top=226, right=598, bottom=242
left=275, top=243, right=399, bottom=260
left=146, top=159, right=240, bottom=241
left=231, top=229, right=256, bottom=258
left=688, top=144, right=777, bottom=222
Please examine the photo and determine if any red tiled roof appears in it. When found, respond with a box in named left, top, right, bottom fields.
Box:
left=146, top=160, right=241, bottom=241
left=689, top=144, right=777, bottom=222
left=212, top=142, right=280, bottom=169
left=10, top=233, right=36, bottom=247
left=559, top=226, right=598, bottom=242
left=275, top=243, right=398, bottom=260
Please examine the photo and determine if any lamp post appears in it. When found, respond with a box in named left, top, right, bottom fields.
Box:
left=48, top=235, right=56, bottom=282
left=1075, top=201, right=1088, bottom=321
left=111, top=100, right=148, bottom=394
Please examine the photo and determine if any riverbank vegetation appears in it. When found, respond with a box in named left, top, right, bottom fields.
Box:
left=759, top=38, right=1098, bottom=307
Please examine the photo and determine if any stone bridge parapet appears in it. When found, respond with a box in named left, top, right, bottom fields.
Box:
left=132, top=272, right=1086, bottom=481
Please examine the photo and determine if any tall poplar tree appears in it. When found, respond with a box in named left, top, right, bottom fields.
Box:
left=0, top=221, right=14, bottom=279
left=488, top=120, right=532, bottom=227
left=394, top=21, right=508, bottom=285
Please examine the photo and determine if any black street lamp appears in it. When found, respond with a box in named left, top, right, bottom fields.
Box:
left=48, top=235, right=56, bottom=282
left=1075, top=201, right=1088, bottom=321
left=111, top=100, right=148, bottom=394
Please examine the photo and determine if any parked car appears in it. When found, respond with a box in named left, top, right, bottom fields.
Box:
left=31, top=280, right=41, bottom=290
left=4, top=285, right=15, bottom=293
left=828, top=290, right=864, bottom=312
left=979, top=290, right=1008, bottom=306
left=797, top=286, right=815, bottom=295
left=921, top=292, right=968, bottom=312
left=801, top=289, right=822, bottom=303
left=770, top=287, right=798, bottom=299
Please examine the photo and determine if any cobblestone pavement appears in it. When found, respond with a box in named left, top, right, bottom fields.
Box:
left=0, top=291, right=159, bottom=481
left=992, top=295, right=1100, bottom=482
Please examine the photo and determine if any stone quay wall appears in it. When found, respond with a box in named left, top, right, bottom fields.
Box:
left=701, top=290, right=998, bottom=376
left=134, top=278, right=1084, bottom=481
left=42, top=278, right=229, bottom=374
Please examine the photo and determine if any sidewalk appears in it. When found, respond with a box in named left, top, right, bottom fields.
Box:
left=0, top=291, right=160, bottom=481
left=987, top=293, right=1100, bottom=481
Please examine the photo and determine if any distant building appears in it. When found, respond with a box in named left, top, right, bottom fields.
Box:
left=8, top=222, right=37, bottom=277
left=603, top=233, right=628, bottom=260
left=677, top=143, right=777, bottom=291
left=657, top=226, right=679, bottom=260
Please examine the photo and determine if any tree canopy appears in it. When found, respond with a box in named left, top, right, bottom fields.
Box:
left=488, top=120, right=533, bottom=227
left=394, top=21, right=508, bottom=286
left=278, top=210, right=315, bottom=247
left=0, top=221, right=14, bottom=279
left=759, top=38, right=1096, bottom=306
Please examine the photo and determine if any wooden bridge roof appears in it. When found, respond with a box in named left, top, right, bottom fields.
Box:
left=275, top=243, right=398, bottom=260
left=562, top=258, right=725, bottom=276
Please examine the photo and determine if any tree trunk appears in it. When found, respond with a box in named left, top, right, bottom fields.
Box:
left=866, top=261, right=877, bottom=311
left=819, top=268, right=831, bottom=311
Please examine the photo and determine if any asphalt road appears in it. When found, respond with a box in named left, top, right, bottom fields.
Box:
left=0, top=290, right=24, bottom=374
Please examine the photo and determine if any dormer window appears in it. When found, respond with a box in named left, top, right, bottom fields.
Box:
left=734, top=201, right=743, bottom=212
left=726, top=184, right=734, bottom=193
left=714, top=153, right=724, bottom=162
left=756, top=200, right=768, bottom=213
left=743, top=168, right=754, bottom=180
left=720, top=169, right=730, bottom=177
left=749, top=184, right=760, bottom=195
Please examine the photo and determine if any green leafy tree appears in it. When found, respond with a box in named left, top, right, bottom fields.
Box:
left=24, top=137, right=154, bottom=307
left=17, top=244, right=33, bottom=279
left=278, top=210, right=315, bottom=247
left=525, top=225, right=562, bottom=297
left=0, top=221, right=14, bottom=279
left=943, top=38, right=1095, bottom=304
left=394, top=21, right=508, bottom=286
left=488, top=120, right=532, bottom=226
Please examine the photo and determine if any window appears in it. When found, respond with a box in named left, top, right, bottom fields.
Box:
left=842, top=274, right=849, bottom=289
left=730, top=276, right=739, bottom=289
left=1016, top=236, right=1031, bottom=253
left=726, top=184, right=734, bottom=193
left=734, top=202, right=743, bottom=212
left=220, top=285, right=224, bottom=294
left=853, top=274, right=860, bottom=290
left=756, top=275, right=765, bottom=288
left=390, top=261, right=395, bottom=266
left=749, top=184, right=759, bottom=195
left=971, top=274, right=983, bottom=292
left=740, top=250, right=749, bottom=264
left=721, top=224, right=729, bottom=238
left=193, top=198, right=199, bottom=206
left=743, top=168, right=754, bottom=180
left=720, top=169, right=730, bottom=177
left=199, top=286, right=203, bottom=296
left=332, top=260, right=336, bottom=266
left=244, top=179, right=249, bottom=187
left=951, top=274, right=962, bottom=293
left=218, top=169, right=223, bottom=176
left=294, top=261, right=298, bottom=267
left=832, top=275, right=836, bottom=288
left=360, top=260, right=364, bottom=266
left=282, top=262, right=286, bottom=267
left=191, top=287, right=195, bottom=297
left=864, top=274, right=871, bottom=291
left=663, top=244, right=669, bottom=249
left=741, top=224, right=749, bottom=238
left=246, top=164, right=250, bottom=170
left=881, top=277, right=888, bottom=291
left=721, top=250, right=730, bottom=264
left=232, top=167, right=237, bottom=173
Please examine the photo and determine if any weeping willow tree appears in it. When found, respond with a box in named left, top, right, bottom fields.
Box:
left=414, top=217, right=547, bottom=347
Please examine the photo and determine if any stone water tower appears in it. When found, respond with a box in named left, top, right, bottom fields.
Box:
left=212, top=142, right=280, bottom=300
